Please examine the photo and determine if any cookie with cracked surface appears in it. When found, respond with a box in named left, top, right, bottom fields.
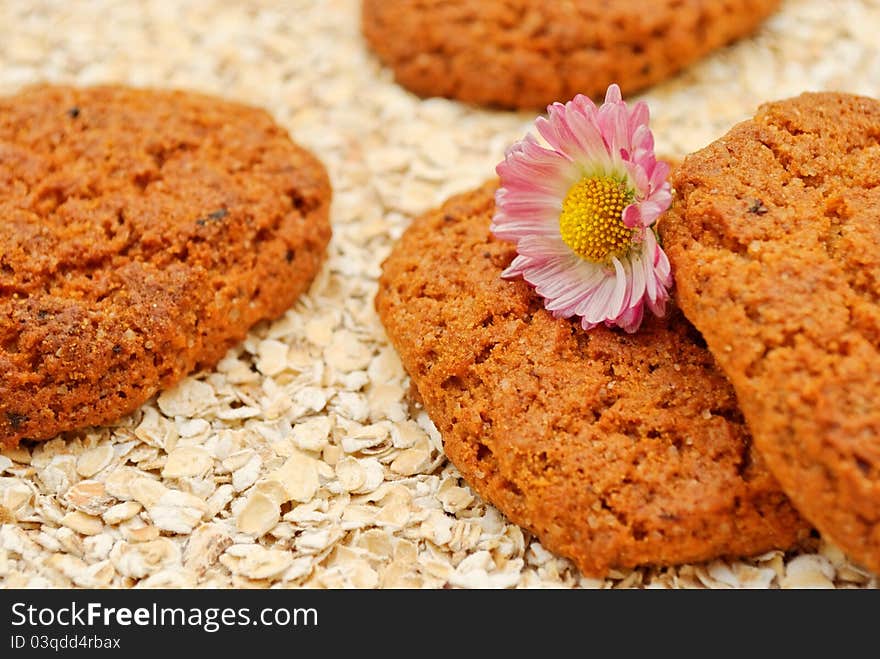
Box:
left=375, top=181, right=808, bottom=577
left=361, top=0, right=781, bottom=110
left=660, top=92, right=880, bottom=575
left=0, top=84, right=331, bottom=446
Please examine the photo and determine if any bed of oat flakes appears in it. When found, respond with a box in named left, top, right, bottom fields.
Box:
left=0, top=0, right=878, bottom=590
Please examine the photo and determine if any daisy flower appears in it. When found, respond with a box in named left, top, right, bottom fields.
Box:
left=490, top=84, right=672, bottom=333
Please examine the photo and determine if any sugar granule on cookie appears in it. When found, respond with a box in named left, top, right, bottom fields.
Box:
left=491, top=84, right=672, bottom=333
left=0, top=84, right=332, bottom=447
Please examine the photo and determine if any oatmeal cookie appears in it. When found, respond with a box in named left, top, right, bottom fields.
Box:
left=0, top=84, right=331, bottom=446
left=376, top=182, right=808, bottom=577
left=362, top=0, right=781, bottom=109
left=660, top=92, right=880, bottom=574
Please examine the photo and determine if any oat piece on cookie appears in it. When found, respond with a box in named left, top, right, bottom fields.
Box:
left=376, top=182, right=808, bottom=577
left=362, top=0, right=781, bottom=110
left=0, top=85, right=332, bottom=446
left=661, top=92, right=880, bottom=574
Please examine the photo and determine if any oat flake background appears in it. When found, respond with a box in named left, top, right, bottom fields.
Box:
left=1, top=0, right=878, bottom=589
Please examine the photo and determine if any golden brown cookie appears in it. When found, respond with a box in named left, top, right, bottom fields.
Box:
left=362, top=0, right=781, bottom=110
left=375, top=182, right=808, bottom=577
left=0, top=84, right=331, bottom=446
left=660, top=92, right=880, bottom=575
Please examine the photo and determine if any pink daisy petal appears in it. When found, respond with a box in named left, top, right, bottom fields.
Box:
left=580, top=274, right=621, bottom=326
left=564, top=109, right=614, bottom=171
left=624, top=161, right=650, bottom=197
left=628, top=249, right=647, bottom=307
left=604, top=84, right=623, bottom=105
left=641, top=233, right=672, bottom=317
left=608, top=257, right=629, bottom=320
left=501, top=254, right=532, bottom=279
left=493, top=195, right=560, bottom=221
left=539, top=98, right=612, bottom=170
left=536, top=105, right=580, bottom=156
left=497, top=155, right=564, bottom=185
left=628, top=102, right=650, bottom=139
left=515, top=234, right=577, bottom=259
left=542, top=278, right=602, bottom=316
left=647, top=184, right=672, bottom=207
left=649, top=161, right=671, bottom=192
left=634, top=198, right=668, bottom=227
left=630, top=121, right=653, bottom=153
left=570, top=94, right=601, bottom=116
left=614, top=304, right=645, bottom=334
left=523, top=253, right=606, bottom=310
left=526, top=256, right=587, bottom=293
left=598, top=103, right=630, bottom=161
left=651, top=235, right=672, bottom=286
left=621, top=203, right=643, bottom=229
left=498, top=150, right=581, bottom=196
left=642, top=240, right=659, bottom=301
left=540, top=262, right=608, bottom=316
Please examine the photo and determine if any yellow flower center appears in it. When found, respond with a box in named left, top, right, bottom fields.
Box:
left=559, top=176, right=635, bottom=263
